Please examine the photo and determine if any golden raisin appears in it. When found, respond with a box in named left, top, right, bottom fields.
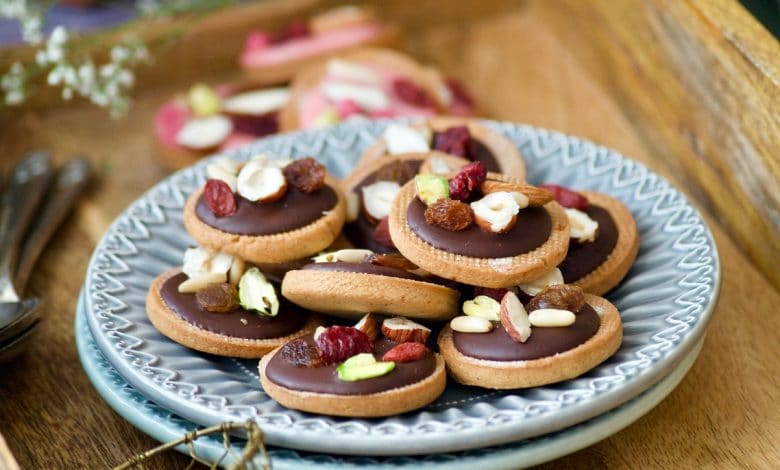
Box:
left=196, top=283, right=240, bottom=313
left=284, top=157, right=326, bottom=193
left=424, top=199, right=474, bottom=231
left=526, top=285, right=586, bottom=313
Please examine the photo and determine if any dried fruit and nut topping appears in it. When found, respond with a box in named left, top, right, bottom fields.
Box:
left=364, top=253, right=418, bottom=272
left=383, top=124, right=431, bottom=154
left=392, top=77, right=436, bottom=108
left=381, top=317, right=431, bottom=343
left=424, top=199, right=474, bottom=231
left=433, top=126, right=471, bottom=158
left=362, top=180, right=401, bottom=222
left=354, top=313, right=380, bottom=341
left=540, top=184, right=589, bottom=210
left=314, top=326, right=373, bottom=365
left=470, top=191, right=520, bottom=234
left=345, top=191, right=360, bottom=222
left=517, top=268, right=564, bottom=296
left=203, top=179, right=237, bottom=217
left=450, top=315, right=493, bottom=333
left=382, top=342, right=429, bottom=363
left=528, top=308, right=576, bottom=327
left=480, top=181, right=552, bottom=207
left=281, top=337, right=323, bottom=368
left=565, top=208, right=599, bottom=243
left=337, top=353, right=395, bottom=382
left=462, top=295, right=501, bottom=321
left=500, top=291, right=532, bottom=343
left=372, top=217, right=396, bottom=249
left=238, top=267, right=279, bottom=316
left=313, top=248, right=373, bottom=264
left=236, top=160, right=288, bottom=202
left=283, top=157, right=326, bottom=193
left=526, top=284, right=586, bottom=313
left=195, top=282, right=240, bottom=312
left=449, top=161, right=486, bottom=202
left=415, top=174, right=450, bottom=206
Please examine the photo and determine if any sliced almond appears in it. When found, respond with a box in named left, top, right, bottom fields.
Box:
left=470, top=192, right=520, bottom=234
left=221, top=87, right=289, bottom=116
left=345, top=191, right=360, bottom=222
left=480, top=181, right=554, bottom=207
left=499, top=291, right=532, bottom=343
left=178, top=272, right=226, bottom=294
left=361, top=180, right=401, bottom=222
left=381, top=317, right=430, bottom=343
left=517, top=268, right=564, bottom=296
left=354, top=313, right=380, bottom=341
left=462, top=295, right=501, bottom=321
left=528, top=308, right=576, bottom=327
left=236, top=160, right=288, bottom=202
left=450, top=315, right=493, bottom=333
left=565, top=208, right=599, bottom=242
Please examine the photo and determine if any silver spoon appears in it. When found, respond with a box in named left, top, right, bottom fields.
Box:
left=0, top=151, right=52, bottom=331
left=0, top=158, right=92, bottom=348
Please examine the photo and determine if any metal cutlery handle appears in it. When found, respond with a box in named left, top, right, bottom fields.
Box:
left=0, top=151, right=53, bottom=302
left=15, top=158, right=92, bottom=293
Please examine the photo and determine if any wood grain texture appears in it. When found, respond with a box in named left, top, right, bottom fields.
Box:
left=0, top=1, right=778, bottom=468
left=534, top=0, right=780, bottom=289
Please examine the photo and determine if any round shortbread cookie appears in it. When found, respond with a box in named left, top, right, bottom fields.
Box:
left=341, top=151, right=467, bottom=194
left=279, top=46, right=451, bottom=131
left=389, top=172, right=570, bottom=287
left=438, top=294, right=622, bottom=389
left=259, top=349, right=447, bottom=417
left=359, top=116, right=526, bottom=179
left=566, top=191, right=639, bottom=296
left=146, top=269, right=321, bottom=358
left=281, top=268, right=460, bottom=320
left=183, top=175, right=346, bottom=264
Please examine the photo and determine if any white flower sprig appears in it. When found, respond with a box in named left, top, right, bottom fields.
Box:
left=0, top=0, right=44, bottom=44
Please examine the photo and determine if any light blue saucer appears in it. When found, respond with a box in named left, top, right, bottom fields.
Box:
left=77, top=291, right=704, bottom=469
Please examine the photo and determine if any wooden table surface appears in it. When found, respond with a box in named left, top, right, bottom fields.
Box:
left=0, top=1, right=778, bottom=468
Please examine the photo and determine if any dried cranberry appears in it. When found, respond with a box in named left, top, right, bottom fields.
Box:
left=433, top=126, right=472, bottom=159
left=281, top=338, right=323, bottom=368
left=203, top=179, right=236, bottom=217
left=445, top=79, right=476, bottom=116
left=270, top=18, right=309, bottom=44
left=540, top=184, right=589, bottom=210
left=449, top=161, right=486, bottom=202
left=392, top=78, right=436, bottom=109
left=284, top=157, right=326, bottom=193
left=382, top=342, right=429, bottom=363
left=373, top=217, right=396, bottom=250
left=315, top=326, right=373, bottom=365
left=424, top=199, right=474, bottom=231
left=473, top=286, right=511, bottom=302
left=229, top=112, right=278, bottom=137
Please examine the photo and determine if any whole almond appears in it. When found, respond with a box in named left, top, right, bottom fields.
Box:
left=354, top=313, right=380, bottom=341
left=480, top=181, right=554, bottom=207
left=450, top=315, right=493, bottom=333
left=500, top=291, right=532, bottom=343
left=381, top=317, right=431, bottom=343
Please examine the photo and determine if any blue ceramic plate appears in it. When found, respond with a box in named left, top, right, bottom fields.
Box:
left=83, top=120, right=720, bottom=455
left=77, top=292, right=705, bottom=469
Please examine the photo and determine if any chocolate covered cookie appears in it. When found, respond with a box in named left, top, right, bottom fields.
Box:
left=146, top=248, right=320, bottom=358
left=184, top=156, right=346, bottom=264
left=281, top=248, right=460, bottom=320
left=438, top=287, right=622, bottom=389
left=259, top=317, right=446, bottom=417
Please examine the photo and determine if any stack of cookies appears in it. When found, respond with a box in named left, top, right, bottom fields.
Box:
left=146, top=118, right=639, bottom=417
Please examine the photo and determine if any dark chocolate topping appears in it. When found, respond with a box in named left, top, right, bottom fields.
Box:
left=301, top=262, right=423, bottom=281
left=344, top=159, right=422, bottom=252
left=407, top=197, right=552, bottom=258
left=431, top=133, right=500, bottom=173
left=558, top=205, right=619, bottom=283
left=160, top=272, right=307, bottom=339
left=452, top=304, right=600, bottom=361
left=195, top=185, right=338, bottom=236
left=265, top=336, right=436, bottom=395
